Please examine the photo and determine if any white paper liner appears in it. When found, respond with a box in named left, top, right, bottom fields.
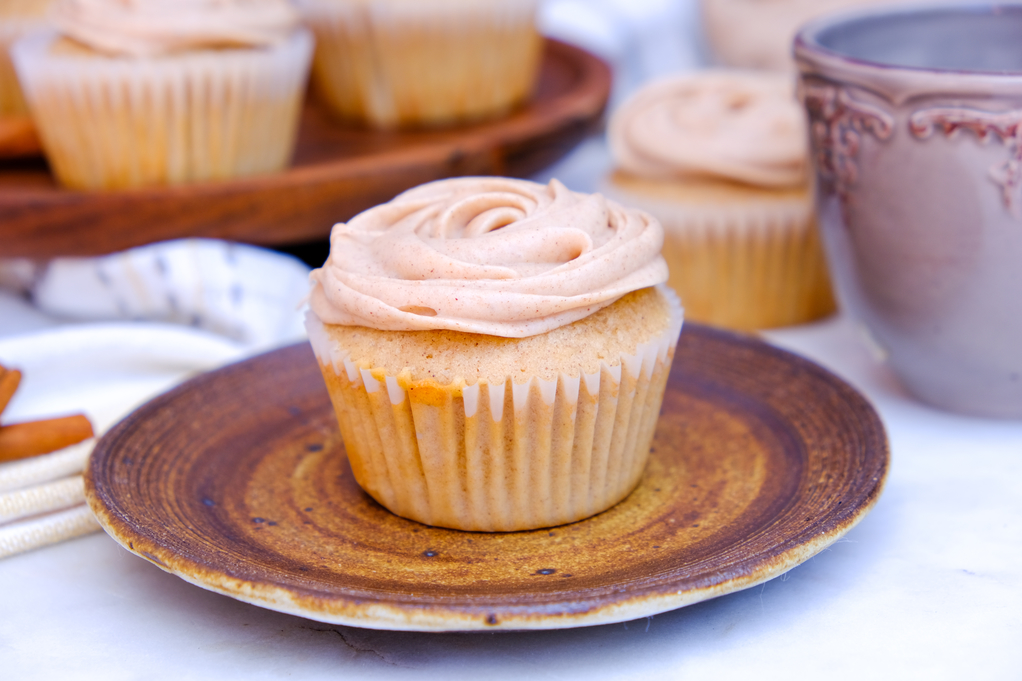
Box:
left=295, top=0, right=541, bottom=127
left=10, top=28, right=313, bottom=188
left=307, top=286, right=684, bottom=532
left=0, top=17, right=46, bottom=115
left=602, top=178, right=834, bottom=330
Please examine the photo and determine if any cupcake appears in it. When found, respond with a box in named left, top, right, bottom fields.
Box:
left=10, top=0, right=313, bottom=189
left=0, top=0, right=49, bottom=117
left=295, top=0, right=543, bottom=128
left=306, top=177, right=683, bottom=532
left=604, top=71, right=834, bottom=330
left=701, top=0, right=893, bottom=72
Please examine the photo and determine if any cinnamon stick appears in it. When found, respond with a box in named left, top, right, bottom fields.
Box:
left=0, top=414, right=95, bottom=463
left=0, top=367, right=23, bottom=417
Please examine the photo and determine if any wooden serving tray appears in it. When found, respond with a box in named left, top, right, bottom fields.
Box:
left=0, top=39, right=610, bottom=259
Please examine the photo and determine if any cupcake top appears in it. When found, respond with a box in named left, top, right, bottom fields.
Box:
left=51, top=0, right=301, bottom=56
left=309, top=177, right=668, bottom=338
left=608, top=71, right=808, bottom=188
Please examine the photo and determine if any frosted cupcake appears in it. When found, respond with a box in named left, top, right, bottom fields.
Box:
left=0, top=0, right=50, bottom=117
left=10, top=0, right=313, bottom=189
left=295, top=0, right=543, bottom=128
left=604, top=71, right=834, bottom=330
left=306, top=177, right=683, bottom=532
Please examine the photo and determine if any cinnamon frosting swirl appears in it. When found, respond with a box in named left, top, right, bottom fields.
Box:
left=52, top=0, right=301, bottom=56
left=309, top=177, right=669, bottom=338
left=608, top=71, right=808, bottom=188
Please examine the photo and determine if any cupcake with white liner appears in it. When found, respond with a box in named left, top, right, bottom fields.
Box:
left=10, top=0, right=312, bottom=189
left=306, top=177, right=683, bottom=532
left=295, top=0, right=543, bottom=128
left=604, top=70, right=834, bottom=330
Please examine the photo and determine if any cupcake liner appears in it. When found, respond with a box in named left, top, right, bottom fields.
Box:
left=306, top=287, right=683, bottom=532
left=11, top=28, right=313, bottom=189
left=603, top=179, right=835, bottom=330
left=296, top=0, right=541, bottom=128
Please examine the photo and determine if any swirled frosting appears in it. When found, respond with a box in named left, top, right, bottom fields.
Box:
left=609, top=71, right=808, bottom=188
left=52, top=0, right=301, bottom=56
left=308, top=177, right=669, bottom=338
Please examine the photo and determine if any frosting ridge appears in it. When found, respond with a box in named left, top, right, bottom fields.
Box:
left=52, top=0, right=301, bottom=56
left=609, top=71, right=808, bottom=188
left=309, top=177, right=669, bottom=338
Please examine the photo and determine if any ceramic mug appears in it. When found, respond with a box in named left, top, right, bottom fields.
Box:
left=794, top=4, right=1022, bottom=418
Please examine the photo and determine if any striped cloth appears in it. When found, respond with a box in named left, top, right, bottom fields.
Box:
left=0, top=238, right=312, bottom=559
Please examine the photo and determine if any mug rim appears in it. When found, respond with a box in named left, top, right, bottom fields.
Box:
left=794, top=3, right=1022, bottom=78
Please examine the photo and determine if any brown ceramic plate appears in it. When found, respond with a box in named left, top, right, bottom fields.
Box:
left=0, top=39, right=609, bottom=258
left=85, top=323, right=888, bottom=632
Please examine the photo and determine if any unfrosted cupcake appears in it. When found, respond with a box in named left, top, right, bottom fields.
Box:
left=0, top=0, right=50, bottom=117
left=295, top=0, right=543, bottom=128
left=11, top=0, right=312, bottom=189
left=604, top=71, right=834, bottom=330
left=306, top=177, right=683, bottom=532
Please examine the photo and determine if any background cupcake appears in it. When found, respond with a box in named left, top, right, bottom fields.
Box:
left=0, top=0, right=49, bottom=117
left=604, top=70, right=834, bottom=330
left=11, top=0, right=313, bottom=189
left=701, top=0, right=893, bottom=71
left=296, top=0, right=543, bottom=128
left=306, top=177, right=682, bottom=532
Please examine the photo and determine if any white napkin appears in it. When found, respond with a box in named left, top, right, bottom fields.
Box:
left=4, top=238, right=312, bottom=349
left=0, top=239, right=314, bottom=558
